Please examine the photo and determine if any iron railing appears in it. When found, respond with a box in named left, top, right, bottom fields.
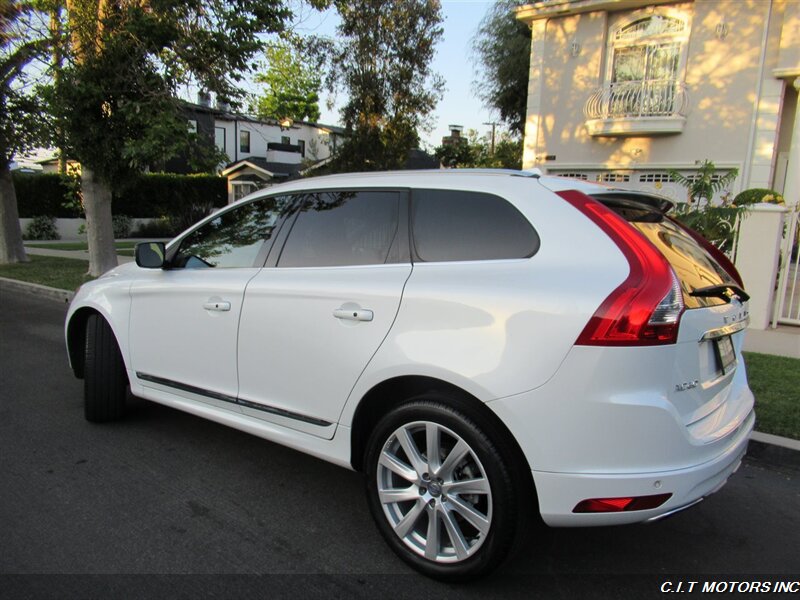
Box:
left=584, top=81, right=689, bottom=120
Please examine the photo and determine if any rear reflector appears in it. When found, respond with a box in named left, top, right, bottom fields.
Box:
left=557, top=190, right=684, bottom=346
left=573, top=493, right=672, bottom=513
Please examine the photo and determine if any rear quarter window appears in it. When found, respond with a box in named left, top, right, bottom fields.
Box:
left=411, top=189, right=539, bottom=262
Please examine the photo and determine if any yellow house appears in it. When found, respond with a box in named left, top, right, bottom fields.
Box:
left=516, top=0, right=799, bottom=204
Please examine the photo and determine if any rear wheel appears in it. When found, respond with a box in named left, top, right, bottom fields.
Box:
left=84, top=314, right=128, bottom=422
left=364, top=400, right=518, bottom=580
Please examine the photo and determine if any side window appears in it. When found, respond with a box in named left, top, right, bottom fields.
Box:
left=278, top=191, right=400, bottom=268
left=412, top=189, right=539, bottom=262
left=175, top=197, right=292, bottom=269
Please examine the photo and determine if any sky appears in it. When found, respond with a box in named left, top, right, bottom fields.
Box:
left=290, top=0, right=500, bottom=150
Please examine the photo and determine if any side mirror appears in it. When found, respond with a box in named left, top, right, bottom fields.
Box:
left=135, top=242, right=166, bottom=269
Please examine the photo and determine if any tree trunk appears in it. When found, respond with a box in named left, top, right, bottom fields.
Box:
left=82, top=168, right=118, bottom=276
left=0, top=162, right=28, bottom=264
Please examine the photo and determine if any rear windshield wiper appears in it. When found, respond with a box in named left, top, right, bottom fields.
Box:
left=690, top=284, right=750, bottom=303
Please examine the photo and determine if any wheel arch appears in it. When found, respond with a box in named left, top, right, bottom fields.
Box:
left=349, top=375, right=534, bottom=486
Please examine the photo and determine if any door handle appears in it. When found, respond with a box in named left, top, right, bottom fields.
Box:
left=333, top=307, right=374, bottom=322
left=203, top=301, right=231, bottom=312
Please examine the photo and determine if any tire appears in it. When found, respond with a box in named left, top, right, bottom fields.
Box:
left=84, top=314, right=128, bottom=422
left=364, top=400, right=519, bottom=580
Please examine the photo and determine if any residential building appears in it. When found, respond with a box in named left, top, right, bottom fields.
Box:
left=516, top=0, right=799, bottom=204
left=181, top=96, right=347, bottom=202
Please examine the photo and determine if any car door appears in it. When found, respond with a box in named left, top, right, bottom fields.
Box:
left=129, top=195, right=294, bottom=411
left=236, top=189, right=411, bottom=438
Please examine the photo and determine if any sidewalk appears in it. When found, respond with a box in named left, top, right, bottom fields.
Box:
left=24, top=246, right=135, bottom=264
left=21, top=238, right=164, bottom=264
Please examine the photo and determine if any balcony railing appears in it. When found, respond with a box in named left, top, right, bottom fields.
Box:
left=584, top=81, right=689, bottom=136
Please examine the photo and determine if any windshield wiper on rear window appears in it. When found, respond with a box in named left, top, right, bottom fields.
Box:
left=689, top=284, right=750, bottom=303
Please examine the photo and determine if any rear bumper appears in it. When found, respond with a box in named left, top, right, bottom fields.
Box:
left=532, top=409, right=753, bottom=527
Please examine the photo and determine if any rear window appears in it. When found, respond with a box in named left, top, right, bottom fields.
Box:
left=412, top=189, right=539, bottom=262
left=596, top=197, right=738, bottom=309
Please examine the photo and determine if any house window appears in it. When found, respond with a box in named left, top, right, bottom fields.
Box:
left=639, top=173, right=676, bottom=183
left=598, top=173, right=630, bottom=183
left=240, top=130, right=251, bottom=154
left=606, top=13, right=689, bottom=117
left=187, top=119, right=198, bottom=134
left=298, top=140, right=305, bottom=157
left=281, top=136, right=291, bottom=145
left=215, top=127, right=226, bottom=153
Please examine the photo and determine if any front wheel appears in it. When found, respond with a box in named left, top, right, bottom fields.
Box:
left=84, top=314, right=128, bottom=422
left=364, top=400, right=518, bottom=580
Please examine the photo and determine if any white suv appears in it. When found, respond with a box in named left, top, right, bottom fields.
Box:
left=65, top=170, right=754, bottom=579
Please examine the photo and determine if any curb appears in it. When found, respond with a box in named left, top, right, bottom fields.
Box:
left=0, top=276, right=74, bottom=304
left=1, top=277, right=799, bottom=458
left=750, top=431, right=800, bottom=452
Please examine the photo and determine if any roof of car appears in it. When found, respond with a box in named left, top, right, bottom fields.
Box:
left=242, top=168, right=673, bottom=211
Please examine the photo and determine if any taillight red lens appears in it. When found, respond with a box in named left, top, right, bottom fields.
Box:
left=573, top=493, right=672, bottom=513
left=557, top=190, right=684, bottom=346
left=667, top=216, right=744, bottom=287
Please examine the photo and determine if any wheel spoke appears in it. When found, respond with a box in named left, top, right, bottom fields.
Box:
left=425, top=422, right=441, bottom=472
left=394, top=499, right=426, bottom=539
left=447, top=495, right=490, bottom=535
left=396, top=426, right=428, bottom=477
left=379, top=450, right=417, bottom=483
left=442, top=477, right=490, bottom=496
left=378, top=485, right=419, bottom=504
left=436, top=438, right=469, bottom=480
left=440, top=504, right=470, bottom=560
left=424, top=505, right=439, bottom=560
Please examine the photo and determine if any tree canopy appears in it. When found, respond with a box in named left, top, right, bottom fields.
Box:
left=471, top=0, right=530, bottom=136
left=52, top=0, right=294, bottom=188
left=253, top=43, right=321, bottom=123
left=434, top=129, right=522, bottom=170
left=322, top=0, right=444, bottom=171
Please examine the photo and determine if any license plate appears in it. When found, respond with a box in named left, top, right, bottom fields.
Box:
left=714, top=335, right=736, bottom=374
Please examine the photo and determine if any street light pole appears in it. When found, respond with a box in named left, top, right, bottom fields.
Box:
left=483, top=121, right=499, bottom=154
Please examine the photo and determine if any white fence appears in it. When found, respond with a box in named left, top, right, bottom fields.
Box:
left=773, top=207, right=800, bottom=327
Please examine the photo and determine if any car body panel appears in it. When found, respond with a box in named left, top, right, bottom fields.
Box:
left=237, top=263, right=412, bottom=437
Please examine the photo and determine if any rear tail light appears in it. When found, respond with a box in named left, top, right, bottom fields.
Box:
left=557, top=190, right=685, bottom=346
left=573, top=493, right=672, bottom=513
left=667, top=217, right=744, bottom=287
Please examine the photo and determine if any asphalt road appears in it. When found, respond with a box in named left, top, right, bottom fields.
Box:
left=1, top=287, right=798, bottom=599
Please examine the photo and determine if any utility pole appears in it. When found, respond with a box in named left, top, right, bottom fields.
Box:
left=483, top=121, right=499, bottom=154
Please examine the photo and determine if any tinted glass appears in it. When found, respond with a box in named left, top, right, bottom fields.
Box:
left=598, top=196, right=737, bottom=308
left=175, top=197, right=291, bottom=269
left=278, top=191, right=400, bottom=268
left=412, top=190, right=539, bottom=262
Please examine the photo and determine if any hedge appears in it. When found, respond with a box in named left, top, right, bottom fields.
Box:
left=13, top=173, right=79, bottom=218
left=13, top=172, right=227, bottom=219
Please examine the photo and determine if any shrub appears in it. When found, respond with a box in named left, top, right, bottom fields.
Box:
left=130, top=217, right=180, bottom=239
left=13, top=173, right=80, bottom=218
left=112, top=215, right=132, bottom=239
left=733, top=188, right=785, bottom=206
left=24, top=215, right=61, bottom=240
left=14, top=172, right=227, bottom=222
left=673, top=207, right=740, bottom=254
left=113, top=173, right=227, bottom=218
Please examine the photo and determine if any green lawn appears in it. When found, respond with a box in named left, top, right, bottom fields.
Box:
left=25, top=241, right=138, bottom=251
left=743, top=351, right=800, bottom=440
left=0, top=255, right=94, bottom=291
